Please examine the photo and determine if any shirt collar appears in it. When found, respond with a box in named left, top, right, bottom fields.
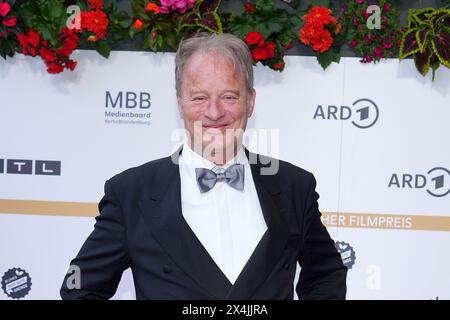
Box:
left=181, top=143, right=248, bottom=171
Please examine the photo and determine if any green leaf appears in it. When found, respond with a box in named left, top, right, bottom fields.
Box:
left=311, top=0, right=331, bottom=8
left=408, top=8, right=434, bottom=28
left=95, top=40, right=111, bottom=58
left=430, top=9, right=449, bottom=29
left=120, top=18, right=132, bottom=29
left=157, top=34, right=163, bottom=48
left=399, top=27, right=421, bottom=59
left=51, top=4, right=63, bottom=19
left=316, top=50, right=334, bottom=70
left=416, top=28, right=431, bottom=52
left=129, top=27, right=136, bottom=39
left=413, top=45, right=432, bottom=76
left=430, top=34, right=450, bottom=68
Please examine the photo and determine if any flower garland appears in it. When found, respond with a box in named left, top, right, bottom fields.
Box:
left=0, top=0, right=448, bottom=79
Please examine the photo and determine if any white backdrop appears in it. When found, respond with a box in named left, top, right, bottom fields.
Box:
left=0, top=50, right=449, bottom=299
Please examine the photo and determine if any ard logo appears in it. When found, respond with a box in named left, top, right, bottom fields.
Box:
left=388, top=167, right=450, bottom=198
left=313, top=98, right=379, bottom=129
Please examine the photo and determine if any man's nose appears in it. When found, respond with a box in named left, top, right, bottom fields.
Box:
left=204, top=97, right=225, bottom=120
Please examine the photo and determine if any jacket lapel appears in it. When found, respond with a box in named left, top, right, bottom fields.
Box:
left=226, top=150, right=291, bottom=299
left=138, top=147, right=232, bottom=299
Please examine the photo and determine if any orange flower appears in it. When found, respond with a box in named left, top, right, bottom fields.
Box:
left=146, top=2, right=160, bottom=14
left=334, top=22, right=342, bottom=35
left=304, top=6, right=332, bottom=25
left=299, top=23, right=324, bottom=46
left=134, top=19, right=144, bottom=30
left=312, top=29, right=332, bottom=52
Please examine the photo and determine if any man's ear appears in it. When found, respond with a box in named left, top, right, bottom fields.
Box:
left=247, top=88, right=256, bottom=118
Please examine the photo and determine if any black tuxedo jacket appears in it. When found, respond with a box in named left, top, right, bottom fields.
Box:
left=60, top=148, right=346, bottom=300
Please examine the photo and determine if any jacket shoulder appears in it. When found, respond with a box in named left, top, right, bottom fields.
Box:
left=256, top=153, right=315, bottom=186
left=107, top=155, right=172, bottom=192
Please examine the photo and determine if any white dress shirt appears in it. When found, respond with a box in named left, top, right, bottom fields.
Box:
left=179, top=144, right=267, bottom=284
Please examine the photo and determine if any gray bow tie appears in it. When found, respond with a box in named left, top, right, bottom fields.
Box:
left=195, top=164, right=245, bottom=193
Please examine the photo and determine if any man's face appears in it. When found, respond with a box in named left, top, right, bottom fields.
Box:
left=178, top=52, right=255, bottom=163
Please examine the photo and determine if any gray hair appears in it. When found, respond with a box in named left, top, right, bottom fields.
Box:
left=175, top=33, right=254, bottom=98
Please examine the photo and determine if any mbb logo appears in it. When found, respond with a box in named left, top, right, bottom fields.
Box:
left=388, top=167, right=450, bottom=197
left=313, top=98, right=379, bottom=129
left=105, top=91, right=151, bottom=109
left=0, top=159, right=61, bottom=176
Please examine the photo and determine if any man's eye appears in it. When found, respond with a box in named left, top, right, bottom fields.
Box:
left=192, top=97, right=207, bottom=102
left=223, top=95, right=238, bottom=101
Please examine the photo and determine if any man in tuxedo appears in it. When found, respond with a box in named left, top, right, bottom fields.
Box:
left=60, top=33, right=347, bottom=300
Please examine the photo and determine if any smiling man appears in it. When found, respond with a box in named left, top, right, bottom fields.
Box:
left=60, top=33, right=347, bottom=300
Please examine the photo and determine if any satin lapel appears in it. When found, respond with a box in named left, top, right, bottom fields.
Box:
left=138, top=148, right=232, bottom=299
left=227, top=150, right=291, bottom=299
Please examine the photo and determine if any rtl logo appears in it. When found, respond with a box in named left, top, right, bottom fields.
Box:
left=0, top=159, right=61, bottom=176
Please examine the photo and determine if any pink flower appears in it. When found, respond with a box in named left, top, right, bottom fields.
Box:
left=160, top=0, right=195, bottom=13
left=374, top=46, right=383, bottom=58
left=360, top=54, right=373, bottom=63
left=363, top=10, right=370, bottom=20
left=364, top=36, right=371, bottom=44
left=350, top=39, right=359, bottom=48
left=384, top=3, right=391, bottom=13
left=383, top=41, right=392, bottom=49
left=356, top=0, right=364, bottom=4
left=160, top=0, right=173, bottom=6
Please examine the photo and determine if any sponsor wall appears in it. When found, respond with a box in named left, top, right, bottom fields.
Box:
left=0, top=50, right=449, bottom=299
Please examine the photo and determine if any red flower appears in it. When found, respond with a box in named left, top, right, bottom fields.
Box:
left=2, top=16, right=16, bottom=27
left=62, top=38, right=78, bottom=56
left=40, top=47, right=56, bottom=63
left=17, top=33, right=28, bottom=49
left=285, top=41, right=293, bottom=49
left=27, top=30, right=40, bottom=47
left=245, top=31, right=264, bottom=46
left=81, top=10, right=109, bottom=40
left=66, top=60, right=78, bottom=71
left=250, top=41, right=276, bottom=62
left=384, top=3, right=391, bottom=13
left=265, top=41, right=275, bottom=59
left=245, top=3, right=254, bottom=14
left=29, top=46, right=37, bottom=57
left=88, top=0, right=104, bottom=10
left=273, top=61, right=285, bottom=70
left=47, top=63, right=64, bottom=74
left=0, top=2, right=11, bottom=18
left=251, top=47, right=268, bottom=61
left=134, top=18, right=143, bottom=30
